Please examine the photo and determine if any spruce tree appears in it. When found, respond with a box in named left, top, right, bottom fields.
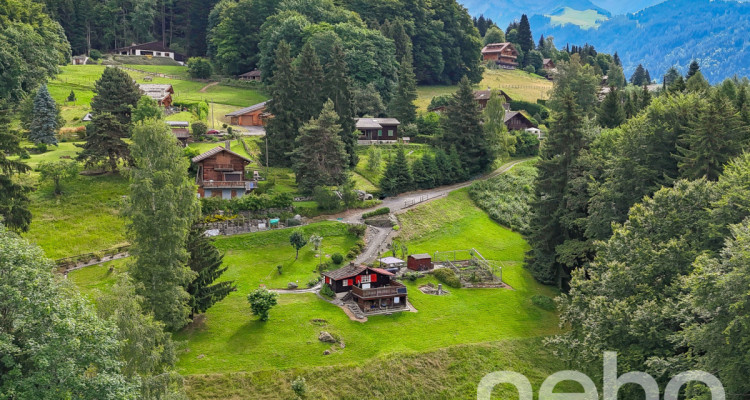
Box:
left=441, top=76, right=490, bottom=175
left=669, top=75, right=687, bottom=94
left=630, top=64, right=648, bottom=86
left=291, top=100, right=349, bottom=193
left=676, top=92, right=749, bottom=181
left=186, top=224, right=236, bottom=318
left=433, top=148, right=451, bottom=185
left=28, top=84, right=59, bottom=146
left=388, top=53, right=418, bottom=125
left=422, top=153, right=439, bottom=187
left=264, top=41, right=298, bottom=167
left=597, top=87, right=625, bottom=128
left=0, top=104, right=32, bottom=232
left=448, top=145, right=467, bottom=182
left=663, top=67, right=681, bottom=86
left=411, top=156, right=432, bottom=189
left=687, top=60, right=700, bottom=80
left=517, top=14, right=534, bottom=54
left=640, top=85, right=652, bottom=109
left=126, top=119, right=199, bottom=331
left=90, top=67, right=141, bottom=125
left=613, top=52, right=621, bottom=66
left=380, top=146, right=413, bottom=195
left=324, top=43, right=358, bottom=167
left=623, top=92, right=636, bottom=119
left=526, top=91, right=587, bottom=287
left=737, top=85, right=750, bottom=124
left=295, top=42, right=326, bottom=124
left=76, top=113, right=131, bottom=172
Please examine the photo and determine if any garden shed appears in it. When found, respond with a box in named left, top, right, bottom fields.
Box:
left=407, top=254, right=433, bottom=271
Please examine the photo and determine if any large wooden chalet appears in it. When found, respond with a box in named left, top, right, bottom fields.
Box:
left=504, top=111, right=537, bottom=131
left=356, top=118, right=400, bottom=141
left=225, top=101, right=269, bottom=127
left=481, top=42, right=519, bottom=69
left=322, top=264, right=408, bottom=313
left=474, top=89, right=512, bottom=110
left=139, top=84, right=174, bottom=108
left=191, top=142, right=257, bottom=199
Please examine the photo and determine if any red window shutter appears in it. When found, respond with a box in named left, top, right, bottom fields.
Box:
left=356, top=275, right=361, bottom=284
left=325, top=277, right=330, bottom=284
left=371, top=274, right=377, bottom=282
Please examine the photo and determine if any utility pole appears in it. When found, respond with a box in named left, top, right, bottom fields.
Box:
left=265, top=134, right=269, bottom=177
left=211, top=101, right=215, bottom=129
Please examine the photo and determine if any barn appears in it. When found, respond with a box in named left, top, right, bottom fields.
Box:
left=407, top=254, right=433, bottom=271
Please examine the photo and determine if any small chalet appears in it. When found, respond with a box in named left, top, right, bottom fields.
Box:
left=225, top=101, right=269, bottom=126
left=542, top=58, right=556, bottom=71
left=504, top=111, right=537, bottom=131
left=322, top=264, right=408, bottom=313
left=111, top=41, right=184, bottom=62
left=166, top=121, right=190, bottom=144
left=191, top=142, right=257, bottom=199
left=239, top=69, right=262, bottom=82
left=407, top=254, right=433, bottom=271
left=378, top=257, right=405, bottom=270
left=356, top=118, right=400, bottom=141
left=72, top=55, right=89, bottom=65
left=139, top=84, right=174, bottom=108
left=474, top=89, right=512, bottom=110
left=481, top=43, right=519, bottom=69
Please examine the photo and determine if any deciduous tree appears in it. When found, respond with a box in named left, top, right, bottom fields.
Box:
left=247, top=288, right=278, bottom=322
left=38, top=160, right=79, bottom=195
left=289, top=229, right=307, bottom=260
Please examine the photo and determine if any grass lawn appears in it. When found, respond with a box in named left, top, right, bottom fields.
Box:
left=415, top=69, right=553, bottom=111
left=124, top=64, right=191, bottom=79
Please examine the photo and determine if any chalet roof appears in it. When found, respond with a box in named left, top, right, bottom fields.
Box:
left=139, top=84, right=173, bottom=101
left=543, top=58, right=553, bottom=65
left=191, top=146, right=253, bottom=163
left=481, top=42, right=517, bottom=54
left=378, top=257, right=404, bottom=265
left=113, top=41, right=174, bottom=53
left=474, top=89, right=512, bottom=102
left=323, top=264, right=368, bottom=281
left=409, top=253, right=431, bottom=260
left=240, top=69, right=261, bottom=77
left=355, top=118, right=401, bottom=129
left=172, top=129, right=190, bottom=139
left=371, top=268, right=394, bottom=276
left=504, top=111, right=537, bottom=127
left=225, top=101, right=268, bottom=117
left=166, top=121, right=189, bottom=127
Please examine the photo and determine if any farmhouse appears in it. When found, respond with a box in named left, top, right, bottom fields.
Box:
left=111, top=41, right=184, bottom=62
left=356, top=118, right=400, bottom=142
left=407, top=254, right=433, bottom=271
left=139, top=84, right=174, bottom=108
left=239, top=69, right=262, bottom=82
left=191, top=142, right=257, bottom=199
left=72, top=55, right=89, bottom=65
left=166, top=121, right=190, bottom=145
left=474, top=89, right=512, bottom=110
left=504, top=111, right=537, bottom=131
left=225, top=101, right=269, bottom=126
left=322, top=264, right=408, bottom=313
left=481, top=42, right=519, bottom=69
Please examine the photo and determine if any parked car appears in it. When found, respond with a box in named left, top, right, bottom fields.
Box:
left=207, top=129, right=220, bottom=135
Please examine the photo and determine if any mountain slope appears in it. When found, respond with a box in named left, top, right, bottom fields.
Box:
left=461, top=0, right=609, bottom=26
left=531, top=0, right=750, bottom=83
left=589, top=0, right=665, bottom=15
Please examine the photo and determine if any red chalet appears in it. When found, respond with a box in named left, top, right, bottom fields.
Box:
left=322, top=264, right=408, bottom=313
left=407, top=254, right=433, bottom=271
left=481, top=42, right=519, bottom=69
left=191, top=142, right=257, bottom=199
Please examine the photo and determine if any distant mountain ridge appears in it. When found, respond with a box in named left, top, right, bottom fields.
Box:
left=460, top=0, right=609, bottom=26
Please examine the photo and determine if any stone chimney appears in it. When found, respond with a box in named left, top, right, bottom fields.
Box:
left=225, top=140, right=230, bottom=150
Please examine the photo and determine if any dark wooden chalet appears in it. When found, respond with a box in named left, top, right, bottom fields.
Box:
left=481, top=43, right=519, bottom=69
left=166, top=121, right=190, bottom=145
left=474, top=89, right=512, bottom=110
left=504, top=111, right=537, bottom=131
left=191, top=142, right=257, bottom=199
left=239, top=69, right=262, bottom=82
left=356, top=118, right=400, bottom=141
left=407, top=254, right=433, bottom=271
left=225, top=101, right=269, bottom=127
left=322, top=264, right=408, bottom=313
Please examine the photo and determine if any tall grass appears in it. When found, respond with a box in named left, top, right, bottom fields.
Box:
left=468, top=161, right=537, bottom=233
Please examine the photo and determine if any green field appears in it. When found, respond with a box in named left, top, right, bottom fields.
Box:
left=416, top=69, right=553, bottom=111
left=547, top=7, right=609, bottom=29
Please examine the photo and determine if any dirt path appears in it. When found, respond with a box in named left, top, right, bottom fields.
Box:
left=199, top=82, right=219, bottom=92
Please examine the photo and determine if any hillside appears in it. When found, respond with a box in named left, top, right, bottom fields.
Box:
left=460, top=0, right=609, bottom=26
left=530, top=0, right=750, bottom=83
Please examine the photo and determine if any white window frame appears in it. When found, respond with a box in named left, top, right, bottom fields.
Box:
left=361, top=275, right=371, bottom=284
left=343, top=279, right=349, bottom=287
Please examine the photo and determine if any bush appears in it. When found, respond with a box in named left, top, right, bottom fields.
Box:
left=331, top=253, right=344, bottom=264
left=416, top=112, right=440, bottom=136
left=523, top=65, right=536, bottom=74
left=404, top=271, right=420, bottom=282
left=513, top=131, right=540, bottom=156
left=35, top=143, right=48, bottom=153
left=291, top=377, right=307, bottom=398
left=313, top=187, right=341, bottom=211
left=532, top=295, right=556, bottom=311
left=191, top=121, right=208, bottom=139
left=307, top=278, right=320, bottom=288
left=433, top=268, right=462, bottom=288
left=200, top=192, right=293, bottom=215
left=400, top=123, right=418, bottom=139
left=427, top=94, right=453, bottom=111
left=509, top=100, right=549, bottom=124
left=187, top=57, right=212, bottom=79
left=89, top=49, right=102, bottom=60
left=362, top=207, right=390, bottom=219
left=347, top=223, right=367, bottom=237
left=469, top=163, right=537, bottom=233
left=320, top=284, right=335, bottom=298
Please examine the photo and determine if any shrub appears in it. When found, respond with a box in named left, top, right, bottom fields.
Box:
left=35, top=143, right=47, bottom=153
left=510, top=100, right=550, bottom=124
left=468, top=163, right=537, bottom=233
left=276, top=265, right=283, bottom=275
left=427, top=94, right=453, bottom=111
left=287, top=218, right=302, bottom=227
left=433, top=268, right=461, bottom=288
left=331, top=253, right=344, bottom=264
left=404, top=271, right=420, bottom=282
left=362, top=207, right=390, bottom=219
left=401, top=123, right=418, bottom=139
left=514, top=131, right=540, bottom=156
left=191, top=121, right=208, bottom=139
left=320, top=284, right=335, bottom=298
left=523, top=65, right=536, bottom=74
left=291, top=377, right=307, bottom=398
left=532, top=295, right=556, bottom=311
left=187, top=57, right=212, bottom=79
left=347, top=223, right=367, bottom=237
left=89, top=49, right=102, bottom=60
left=345, top=250, right=357, bottom=260
left=247, top=288, right=278, bottom=322
left=307, top=278, right=320, bottom=288
left=313, top=187, right=341, bottom=211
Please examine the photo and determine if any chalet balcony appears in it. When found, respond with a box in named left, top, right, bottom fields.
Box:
left=351, top=281, right=407, bottom=299
left=202, top=180, right=248, bottom=189
left=213, top=164, right=235, bottom=171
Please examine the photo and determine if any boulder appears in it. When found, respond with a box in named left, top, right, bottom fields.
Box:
left=287, top=282, right=298, bottom=289
left=318, top=331, right=336, bottom=343
left=323, top=350, right=331, bottom=355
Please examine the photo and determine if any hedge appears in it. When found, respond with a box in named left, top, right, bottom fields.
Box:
left=362, top=207, right=390, bottom=219
left=433, top=268, right=462, bottom=288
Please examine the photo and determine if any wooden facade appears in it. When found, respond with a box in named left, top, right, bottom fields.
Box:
left=474, top=89, right=512, bottom=110
left=166, top=121, right=190, bottom=145
left=239, top=69, right=262, bottom=82
left=504, top=111, right=537, bottom=131
left=356, top=118, right=400, bottom=141
left=481, top=43, right=519, bottom=69
left=226, top=102, right=269, bottom=127
left=322, top=265, right=408, bottom=313
left=407, top=254, right=433, bottom=271
left=139, top=84, right=174, bottom=108
left=191, top=143, right=256, bottom=199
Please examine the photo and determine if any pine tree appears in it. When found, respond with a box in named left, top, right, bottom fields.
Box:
left=448, top=145, right=467, bottom=182
left=264, top=41, right=298, bottom=167
left=388, top=53, right=418, bottom=125
left=380, top=146, right=413, bottom=195
left=28, top=85, right=59, bottom=146
left=296, top=42, right=326, bottom=124
left=640, top=85, right=652, bottom=109
left=526, top=91, right=587, bottom=287
left=291, top=100, right=349, bottom=193
left=517, top=14, right=534, bottom=54
left=76, top=113, right=131, bottom=172
left=411, top=156, right=432, bottom=189
left=676, top=92, right=749, bottom=181
left=644, top=69, right=652, bottom=84
left=663, top=67, right=681, bottom=86
left=126, top=119, right=199, bottom=331
left=630, top=64, right=648, bottom=86
left=613, top=52, right=621, bottom=66
left=0, top=104, right=32, bottom=232
left=737, top=85, right=750, bottom=124
left=597, top=87, right=625, bottom=128
left=623, top=92, right=635, bottom=119
left=90, top=67, right=141, bottom=125
left=687, top=60, right=700, bottom=80
left=186, top=224, right=236, bottom=318
left=324, top=43, right=358, bottom=167
left=476, top=14, right=488, bottom=36
left=669, top=75, right=687, bottom=94
left=433, top=148, right=451, bottom=185
left=441, top=76, right=491, bottom=175
left=538, top=35, right=546, bottom=52
left=422, top=153, right=439, bottom=187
